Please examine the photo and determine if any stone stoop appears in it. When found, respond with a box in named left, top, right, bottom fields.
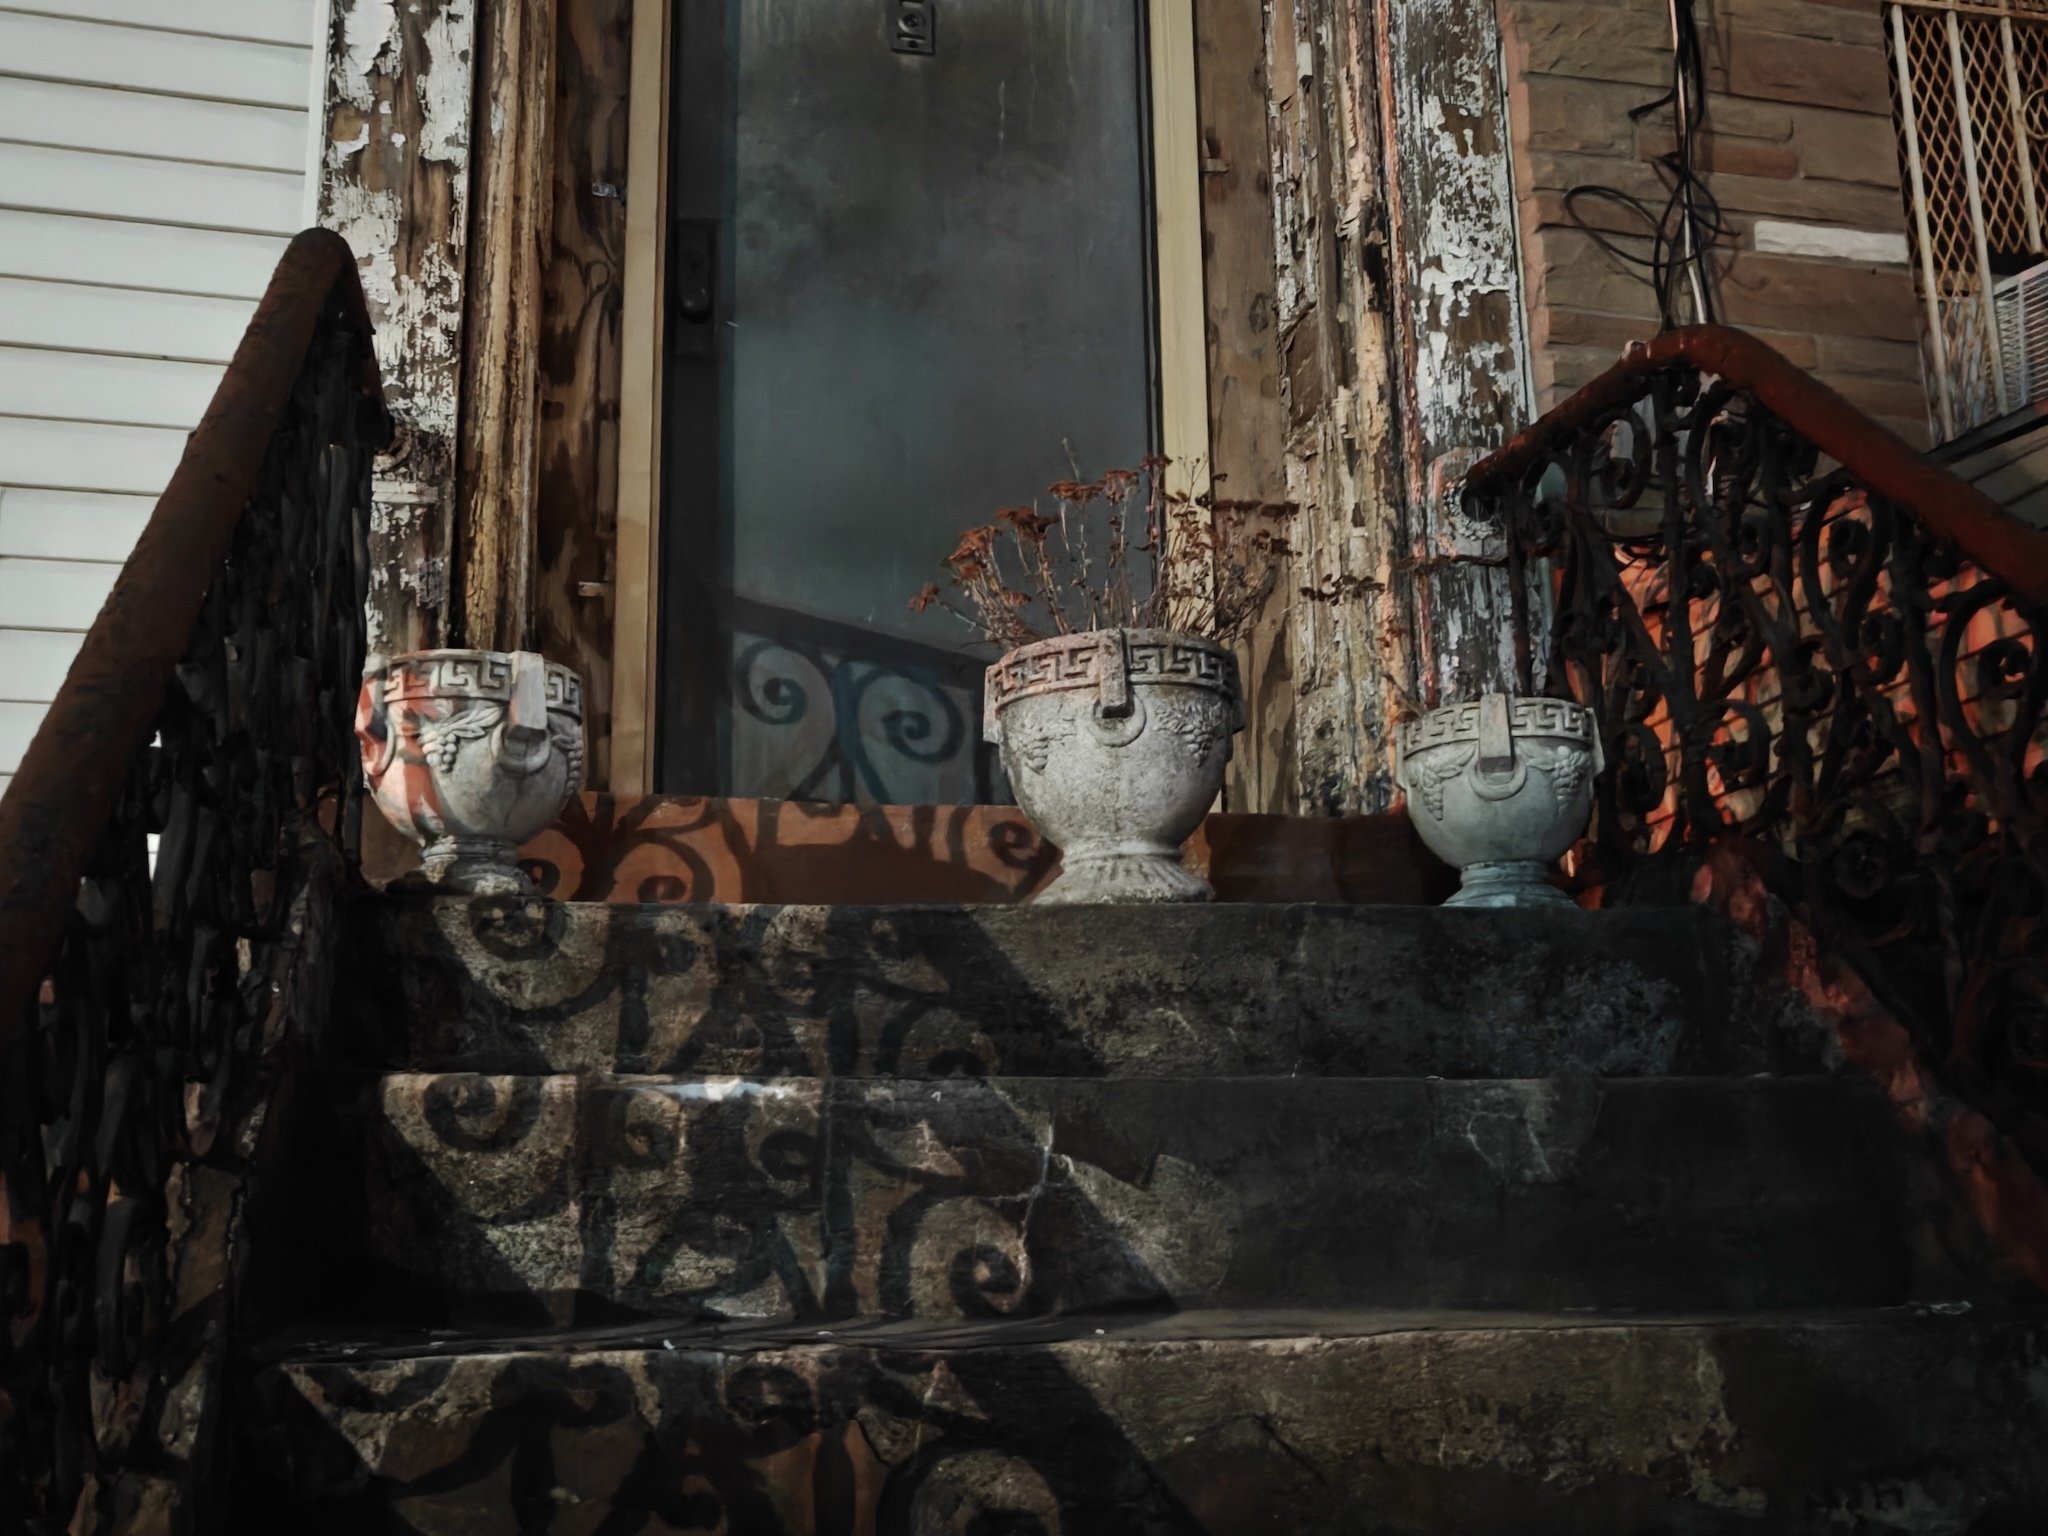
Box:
left=231, top=899, right=2048, bottom=1533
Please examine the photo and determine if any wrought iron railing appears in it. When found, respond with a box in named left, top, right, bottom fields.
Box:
left=0, top=230, right=385, bottom=1532
left=1465, top=325, right=2048, bottom=1167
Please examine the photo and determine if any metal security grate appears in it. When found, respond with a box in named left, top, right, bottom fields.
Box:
left=1886, top=0, right=2048, bottom=438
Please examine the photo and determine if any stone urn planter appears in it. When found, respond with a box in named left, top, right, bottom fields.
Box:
left=1396, top=692, right=1603, bottom=908
left=356, top=649, right=585, bottom=896
left=986, top=628, right=1242, bottom=903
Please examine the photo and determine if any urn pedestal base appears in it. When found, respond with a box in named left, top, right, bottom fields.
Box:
left=1444, top=859, right=1575, bottom=910
left=414, top=836, right=531, bottom=897
left=1039, top=841, right=1213, bottom=905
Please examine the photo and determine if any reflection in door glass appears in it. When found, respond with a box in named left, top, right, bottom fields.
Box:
left=673, top=0, right=1156, bottom=804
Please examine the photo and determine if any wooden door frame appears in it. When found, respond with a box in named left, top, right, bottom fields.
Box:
left=608, top=0, right=1210, bottom=794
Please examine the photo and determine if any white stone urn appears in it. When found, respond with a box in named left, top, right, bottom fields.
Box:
left=1396, top=693, right=1603, bottom=908
left=355, top=649, right=585, bottom=896
left=985, top=628, right=1242, bottom=903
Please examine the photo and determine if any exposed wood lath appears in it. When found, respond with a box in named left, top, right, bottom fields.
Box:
left=320, top=0, right=477, bottom=657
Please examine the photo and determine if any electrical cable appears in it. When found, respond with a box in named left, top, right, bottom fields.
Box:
left=1562, top=0, right=1729, bottom=329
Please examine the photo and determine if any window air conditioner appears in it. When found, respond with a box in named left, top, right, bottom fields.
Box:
left=1994, top=257, right=2048, bottom=412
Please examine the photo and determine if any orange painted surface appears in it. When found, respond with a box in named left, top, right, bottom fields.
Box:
left=363, top=794, right=1458, bottom=906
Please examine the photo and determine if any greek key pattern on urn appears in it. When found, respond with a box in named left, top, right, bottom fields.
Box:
left=1396, top=695, right=1597, bottom=756
left=385, top=652, right=514, bottom=702
left=986, top=631, right=1239, bottom=714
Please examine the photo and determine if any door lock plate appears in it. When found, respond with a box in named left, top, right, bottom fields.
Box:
left=891, top=1, right=935, bottom=55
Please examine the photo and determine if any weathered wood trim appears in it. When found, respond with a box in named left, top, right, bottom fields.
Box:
left=609, top=0, right=669, bottom=794
left=455, top=0, right=559, bottom=653
left=320, top=0, right=478, bottom=658
left=1151, top=0, right=1211, bottom=500
left=533, top=0, right=631, bottom=790
left=1264, top=0, right=1412, bottom=813
left=1378, top=0, right=1532, bottom=706
left=1193, top=0, right=1292, bottom=812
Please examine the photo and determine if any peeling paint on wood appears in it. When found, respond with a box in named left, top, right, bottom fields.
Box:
left=320, top=0, right=476, bottom=657
left=1253, top=0, right=1534, bottom=809
left=1264, top=0, right=1412, bottom=814
left=1380, top=0, right=1532, bottom=707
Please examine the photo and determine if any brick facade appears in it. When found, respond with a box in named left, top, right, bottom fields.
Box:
left=1499, top=0, right=1932, bottom=445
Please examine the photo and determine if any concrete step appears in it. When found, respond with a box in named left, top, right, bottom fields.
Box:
left=322, top=1072, right=1963, bottom=1325
left=236, top=1307, right=2048, bottom=1533
left=343, top=899, right=1830, bottom=1078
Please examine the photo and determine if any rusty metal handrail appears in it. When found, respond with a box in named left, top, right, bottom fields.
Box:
left=1465, top=325, right=2048, bottom=603
left=0, top=228, right=385, bottom=1053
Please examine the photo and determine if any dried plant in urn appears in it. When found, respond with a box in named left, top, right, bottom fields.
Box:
left=914, top=459, right=1300, bottom=903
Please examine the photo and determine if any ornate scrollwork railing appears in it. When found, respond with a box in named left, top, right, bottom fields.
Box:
left=0, top=230, right=385, bottom=1532
left=725, top=595, right=1007, bottom=806
left=1465, top=325, right=2048, bottom=1161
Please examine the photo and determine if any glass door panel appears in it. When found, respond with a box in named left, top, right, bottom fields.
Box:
left=659, top=0, right=1157, bottom=802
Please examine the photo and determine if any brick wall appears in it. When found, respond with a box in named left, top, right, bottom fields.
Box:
left=1499, top=0, right=1932, bottom=446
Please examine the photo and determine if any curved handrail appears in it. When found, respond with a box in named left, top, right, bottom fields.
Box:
left=0, top=228, right=385, bottom=1052
left=1465, top=325, right=2048, bottom=603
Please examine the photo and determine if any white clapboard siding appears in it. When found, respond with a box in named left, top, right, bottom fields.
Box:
left=0, top=347, right=223, bottom=429
left=0, top=628, right=84, bottom=702
left=0, top=556, right=120, bottom=633
left=12, top=0, right=319, bottom=50
left=0, top=78, right=307, bottom=173
left=0, top=418, right=191, bottom=496
left=0, top=211, right=288, bottom=300
left=0, top=488, right=156, bottom=561
left=0, top=143, right=304, bottom=236
left=0, top=277, right=254, bottom=364
left=0, top=11, right=312, bottom=109
left=0, top=2, right=318, bottom=779
left=2, top=701, right=49, bottom=774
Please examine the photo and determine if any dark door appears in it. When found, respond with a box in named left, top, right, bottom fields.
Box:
left=658, top=0, right=1159, bottom=802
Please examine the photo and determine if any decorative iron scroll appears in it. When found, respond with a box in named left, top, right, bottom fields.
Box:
left=0, top=244, right=381, bottom=1532
left=725, top=597, right=1007, bottom=807
left=1466, top=331, right=2048, bottom=1164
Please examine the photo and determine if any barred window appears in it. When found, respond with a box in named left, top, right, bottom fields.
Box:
left=1886, top=0, right=2048, bottom=439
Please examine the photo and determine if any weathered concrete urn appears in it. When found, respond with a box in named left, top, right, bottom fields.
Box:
left=986, top=628, right=1241, bottom=903
left=1398, top=692, right=1602, bottom=908
left=356, top=649, right=585, bottom=896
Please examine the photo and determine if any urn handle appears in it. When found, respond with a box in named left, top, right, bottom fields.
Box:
left=355, top=662, right=397, bottom=780
left=495, top=651, right=556, bottom=777
left=1476, top=693, right=1516, bottom=779
left=1096, top=630, right=1132, bottom=720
